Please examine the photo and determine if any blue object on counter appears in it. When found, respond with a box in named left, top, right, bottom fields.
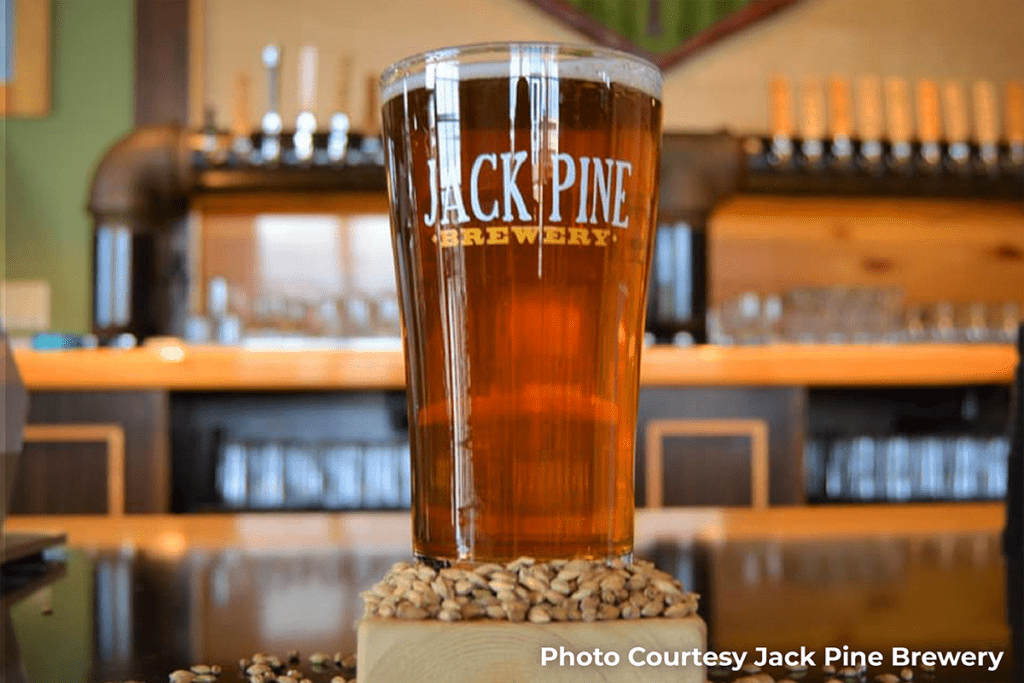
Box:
left=30, top=333, right=98, bottom=350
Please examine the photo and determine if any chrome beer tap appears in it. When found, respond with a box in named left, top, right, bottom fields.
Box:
left=260, top=44, right=283, bottom=164
left=942, top=81, right=971, bottom=174
left=915, top=79, right=943, bottom=173
left=799, top=76, right=825, bottom=169
left=828, top=76, right=854, bottom=170
left=1005, top=81, right=1024, bottom=173
left=857, top=75, right=885, bottom=172
left=972, top=80, right=1001, bottom=174
left=231, top=73, right=253, bottom=162
left=768, top=76, right=794, bottom=168
left=884, top=77, right=914, bottom=172
left=294, top=45, right=318, bottom=164
left=327, top=54, right=352, bottom=163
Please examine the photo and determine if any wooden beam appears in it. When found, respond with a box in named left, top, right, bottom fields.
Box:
left=134, top=0, right=189, bottom=125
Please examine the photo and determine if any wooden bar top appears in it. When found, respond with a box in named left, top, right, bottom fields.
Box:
left=13, top=343, right=1015, bottom=391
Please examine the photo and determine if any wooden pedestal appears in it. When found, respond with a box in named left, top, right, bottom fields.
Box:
left=357, top=615, right=706, bottom=682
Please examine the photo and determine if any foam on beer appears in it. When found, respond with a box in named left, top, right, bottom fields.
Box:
left=381, top=43, right=662, bottom=103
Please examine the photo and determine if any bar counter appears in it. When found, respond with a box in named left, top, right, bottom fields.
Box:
left=14, top=343, right=1017, bottom=391
left=2, top=504, right=1013, bottom=682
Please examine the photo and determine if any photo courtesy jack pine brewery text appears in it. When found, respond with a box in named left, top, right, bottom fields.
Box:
left=382, top=49, right=662, bottom=563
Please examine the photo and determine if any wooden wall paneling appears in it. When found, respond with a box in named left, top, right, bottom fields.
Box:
left=25, top=391, right=171, bottom=513
left=10, top=441, right=109, bottom=514
left=636, top=387, right=806, bottom=507
left=645, top=418, right=769, bottom=508
left=135, top=0, right=189, bottom=125
left=709, top=196, right=1024, bottom=305
left=188, top=0, right=206, bottom=127
left=21, top=423, right=124, bottom=516
left=1, top=0, right=51, bottom=117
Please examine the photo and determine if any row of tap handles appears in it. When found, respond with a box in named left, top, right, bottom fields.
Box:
left=764, top=75, right=1024, bottom=174
left=198, top=43, right=381, bottom=166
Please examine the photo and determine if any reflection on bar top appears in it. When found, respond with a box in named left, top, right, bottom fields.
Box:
left=2, top=503, right=1004, bottom=554
left=11, top=343, right=1016, bottom=390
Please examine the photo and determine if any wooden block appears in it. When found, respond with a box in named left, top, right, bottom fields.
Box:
left=358, top=615, right=706, bottom=683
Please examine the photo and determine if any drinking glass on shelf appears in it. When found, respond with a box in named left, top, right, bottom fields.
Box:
left=314, top=298, right=343, bottom=337
left=825, top=438, right=847, bottom=500
left=216, top=441, right=248, bottom=508
left=706, top=307, right=728, bottom=345
left=951, top=435, right=981, bottom=500
left=846, top=435, right=877, bottom=500
left=782, top=288, right=817, bottom=344
left=804, top=439, right=826, bottom=501
left=981, top=436, right=1009, bottom=499
left=344, top=293, right=373, bottom=338
left=321, top=444, right=363, bottom=509
left=995, top=302, right=1021, bottom=343
left=762, top=294, right=783, bottom=344
left=928, top=302, right=957, bottom=343
left=870, top=287, right=905, bottom=343
left=718, top=294, right=750, bottom=345
left=728, top=292, right=764, bottom=345
left=247, top=441, right=285, bottom=509
left=374, top=292, right=402, bottom=338
left=904, top=305, right=928, bottom=343
left=362, top=444, right=399, bottom=509
left=959, top=301, right=990, bottom=343
left=913, top=436, right=947, bottom=500
left=396, top=442, right=412, bottom=507
left=284, top=443, right=324, bottom=508
left=879, top=435, right=913, bottom=501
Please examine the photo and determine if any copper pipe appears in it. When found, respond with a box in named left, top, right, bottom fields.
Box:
left=88, top=124, right=195, bottom=222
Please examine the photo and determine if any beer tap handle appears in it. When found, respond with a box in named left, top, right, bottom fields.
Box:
left=231, top=72, right=253, bottom=160
left=294, top=45, right=318, bottom=164
left=828, top=75, right=854, bottom=167
left=857, top=74, right=884, bottom=171
left=972, top=80, right=1000, bottom=172
left=915, top=79, right=943, bottom=172
left=768, top=76, right=794, bottom=167
left=799, top=76, right=825, bottom=168
left=328, top=54, right=352, bottom=164
left=942, top=80, right=970, bottom=171
left=260, top=43, right=283, bottom=163
left=1006, top=81, right=1024, bottom=171
left=884, top=76, right=913, bottom=170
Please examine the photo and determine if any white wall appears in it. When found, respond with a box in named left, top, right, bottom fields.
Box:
left=199, top=0, right=1024, bottom=134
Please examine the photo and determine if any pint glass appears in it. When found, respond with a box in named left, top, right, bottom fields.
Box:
left=381, top=43, right=662, bottom=563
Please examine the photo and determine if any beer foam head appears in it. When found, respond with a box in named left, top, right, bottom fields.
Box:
left=381, top=42, right=662, bottom=103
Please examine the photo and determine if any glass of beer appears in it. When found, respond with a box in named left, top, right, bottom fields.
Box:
left=380, top=43, right=662, bottom=564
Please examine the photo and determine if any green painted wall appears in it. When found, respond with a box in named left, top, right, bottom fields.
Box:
left=2, top=0, right=135, bottom=333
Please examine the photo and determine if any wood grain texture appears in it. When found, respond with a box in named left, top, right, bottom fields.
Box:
left=22, top=424, right=125, bottom=515
left=11, top=440, right=109, bottom=514
left=358, top=616, right=706, bottom=683
left=644, top=418, right=770, bottom=509
left=636, top=387, right=804, bottom=507
left=12, top=344, right=1016, bottom=391
left=25, top=391, right=170, bottom=513
left=710, top=196, right=1024, bottom=305
left=134, top=0, right=189, bottom=125
left=1, top=0, right=50, bottom=117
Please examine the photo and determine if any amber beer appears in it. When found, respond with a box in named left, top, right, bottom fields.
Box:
left=381, top=44, right=662, bottom=563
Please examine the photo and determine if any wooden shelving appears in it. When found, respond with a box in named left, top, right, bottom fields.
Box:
left=14, top=343, right=1015, bottom=391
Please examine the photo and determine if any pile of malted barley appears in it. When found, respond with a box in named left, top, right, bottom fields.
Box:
left=361, top=557, right=700, bottom=623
